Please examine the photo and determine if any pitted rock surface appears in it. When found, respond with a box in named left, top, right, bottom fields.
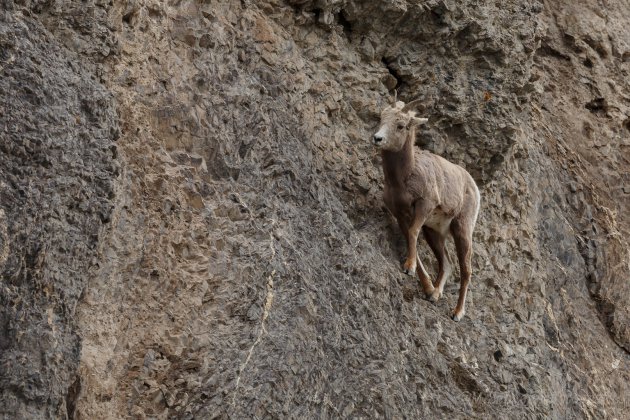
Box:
left=0, top=6, right=118, bottom=418
left=0, top=0, right=628, bottom=419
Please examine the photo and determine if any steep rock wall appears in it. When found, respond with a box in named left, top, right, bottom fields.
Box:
left=0, top=4, right=119, bottom=417
left=0, top=0, right=628, bottom=419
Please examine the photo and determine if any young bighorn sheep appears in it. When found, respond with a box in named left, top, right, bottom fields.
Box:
left=373, top=99, right=480, bottom=321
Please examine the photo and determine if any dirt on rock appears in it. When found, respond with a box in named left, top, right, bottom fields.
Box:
left=1, top=0, right=629, bottom=419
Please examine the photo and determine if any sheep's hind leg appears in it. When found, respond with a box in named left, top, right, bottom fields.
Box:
left=451, top=220, right=472, bottom=322
left=423, top=227, right=451, bottom=302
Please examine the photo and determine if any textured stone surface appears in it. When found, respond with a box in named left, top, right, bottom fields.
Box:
left=0, top=5, right=118, bottom=418
left=0, top=0, right=629, bottom=419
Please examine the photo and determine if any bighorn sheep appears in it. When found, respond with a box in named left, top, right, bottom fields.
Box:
left=373, top=99, right=480, bottom=321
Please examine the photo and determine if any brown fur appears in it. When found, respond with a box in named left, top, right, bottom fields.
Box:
left=373, top=101, right=480, bottom=321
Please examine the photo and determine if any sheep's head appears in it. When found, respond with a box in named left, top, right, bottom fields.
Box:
left=373, top=100, right=428, bottom=152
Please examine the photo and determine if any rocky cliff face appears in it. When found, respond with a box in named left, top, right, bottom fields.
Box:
left=0, top=4, right=119, bottom=417
left=1, top=0, right=628, bottom=418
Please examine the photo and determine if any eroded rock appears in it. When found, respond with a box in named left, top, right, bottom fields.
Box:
left=0, top=0, right=628, bottom=419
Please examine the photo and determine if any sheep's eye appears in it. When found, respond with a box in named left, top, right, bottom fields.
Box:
left=397, top=124, right=405, bottom=130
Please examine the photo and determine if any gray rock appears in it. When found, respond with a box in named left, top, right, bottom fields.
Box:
left=0, top=0, right=629, bottom=419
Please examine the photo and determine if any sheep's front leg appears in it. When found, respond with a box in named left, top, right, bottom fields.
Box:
left=415, top=255, right=435, bottom=297
left=402, top=200, right=430, bottom=275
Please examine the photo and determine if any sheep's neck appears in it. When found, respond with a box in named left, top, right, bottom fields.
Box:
left=382, top=132, right=415, bottom=187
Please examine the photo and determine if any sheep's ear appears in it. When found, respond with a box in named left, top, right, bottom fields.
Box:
left=413, top=117, right=429, bottom=126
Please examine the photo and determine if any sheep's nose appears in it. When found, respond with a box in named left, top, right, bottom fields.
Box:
left=373, top=135, right=383, bottom=144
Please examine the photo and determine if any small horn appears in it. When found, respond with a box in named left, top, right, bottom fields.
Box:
left=390, top=89, right=398, bottom=106
left=401, top=98, right=425, bottom=113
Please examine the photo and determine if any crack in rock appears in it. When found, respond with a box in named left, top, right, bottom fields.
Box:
left=232, top=270, right=275, bottom=405
left=232, top=230, right=276, bottom=406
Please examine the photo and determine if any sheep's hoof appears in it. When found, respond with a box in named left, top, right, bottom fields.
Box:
left=402, top=261, right=416, bottom=276
left=429, top=290, right=442, bottom=303
left=451, top=310, right=465, bottom=322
